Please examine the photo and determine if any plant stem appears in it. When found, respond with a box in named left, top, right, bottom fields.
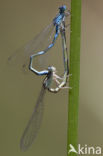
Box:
left=67, top=0, right=81, bottom=155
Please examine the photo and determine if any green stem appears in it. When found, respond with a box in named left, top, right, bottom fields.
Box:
left=67, top=0, right=81, bottom=156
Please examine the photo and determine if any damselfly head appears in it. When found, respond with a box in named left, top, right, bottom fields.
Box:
left=59, top=5, right=66, bottom=13
left=48, top=66, right=56, bottom=72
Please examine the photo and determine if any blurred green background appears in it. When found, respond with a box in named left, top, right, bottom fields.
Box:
left=0, top=0, right=103, bottom=156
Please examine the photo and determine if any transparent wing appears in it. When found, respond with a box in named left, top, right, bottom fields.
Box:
left=20, top=86, right=46, bottom=151
left=7, top=22, right=55, bottom=73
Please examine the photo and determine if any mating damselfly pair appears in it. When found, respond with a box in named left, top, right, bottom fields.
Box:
left=8, top=5, right=71, bottom=151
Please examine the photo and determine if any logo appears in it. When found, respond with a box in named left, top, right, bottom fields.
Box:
left=68, top=144, right=102, bottom=155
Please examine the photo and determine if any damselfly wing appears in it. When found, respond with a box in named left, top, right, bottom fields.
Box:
left=20, top=85, right=46, bottom=151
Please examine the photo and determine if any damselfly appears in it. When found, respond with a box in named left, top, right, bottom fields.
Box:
left=29, top=5, right=70, bottom=92
left=9, top=5, right=71, bottom=151
left=20, top=66, right=63, bottom=151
